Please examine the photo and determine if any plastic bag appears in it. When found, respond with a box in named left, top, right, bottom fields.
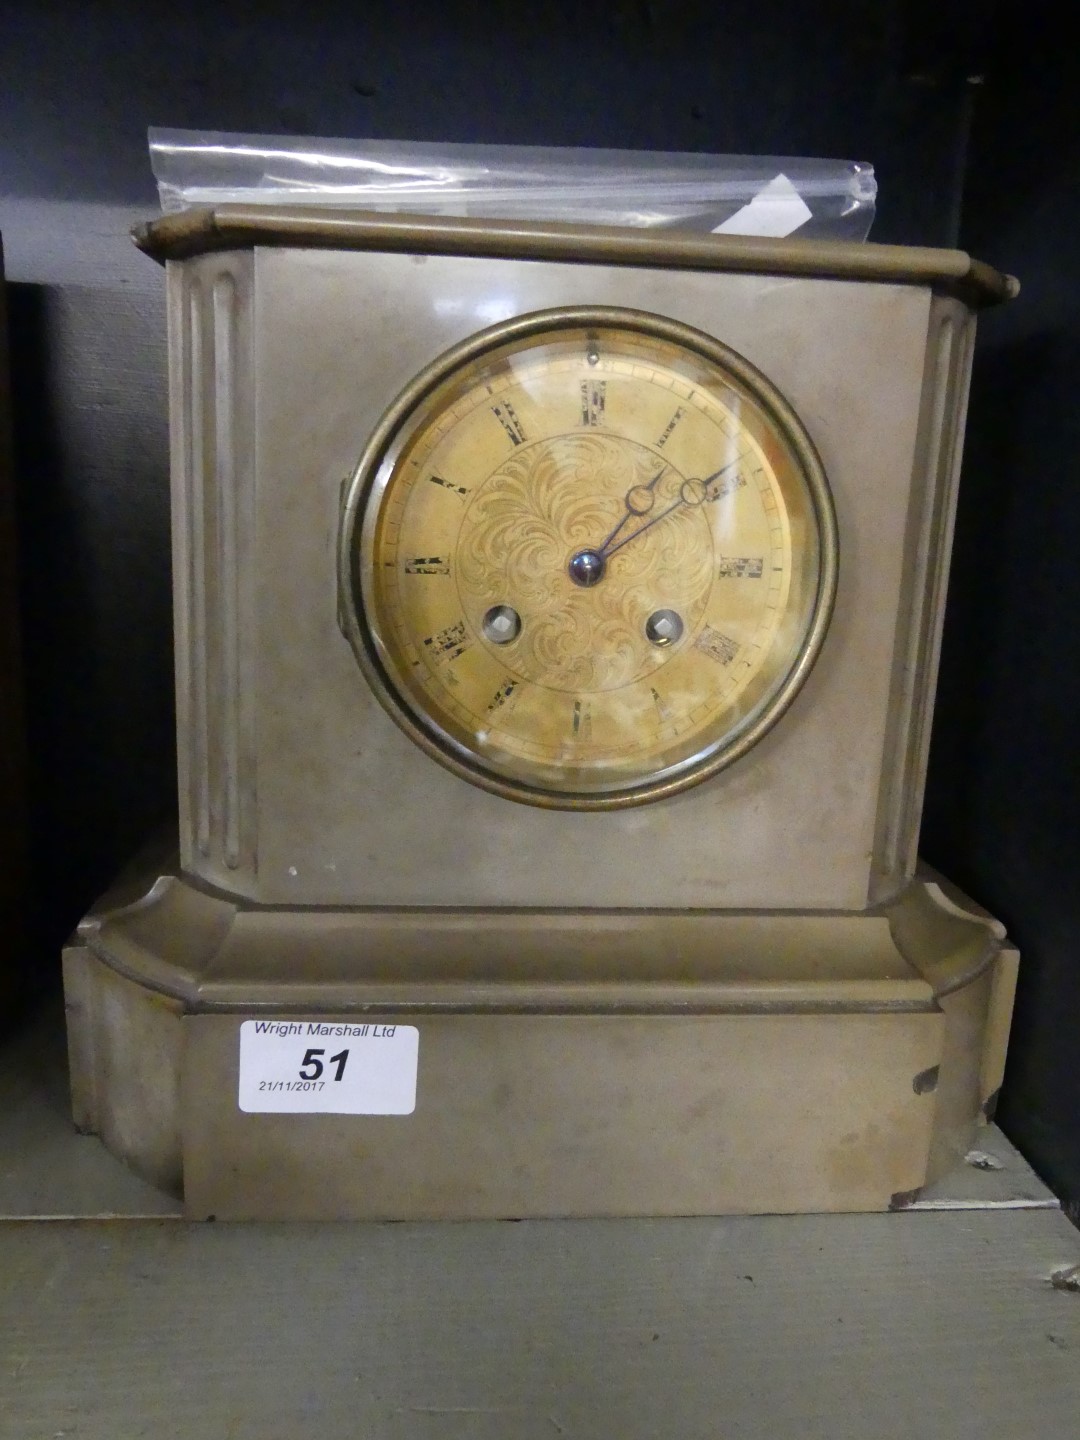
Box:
left=149, top=129, right=877, bottom=240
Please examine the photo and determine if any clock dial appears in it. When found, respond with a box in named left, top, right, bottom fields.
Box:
left=341, top=308, right=836, bottom=808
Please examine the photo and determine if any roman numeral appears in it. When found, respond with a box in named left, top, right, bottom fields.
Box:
left=571, top=698, right=592, bottom=740
left=655, top=407, right=686, bottom=448
left=429, top=474, right=468, bottom=497
left=422, top=620, right=469, bottom=662
left=580, top=381, right=606, bottom=426
left=705, top=471, right=747, bottom=501
left=716, top=556, right=764, bottom=579
left=486, top=679, right=518, bottom=714
left=492, top=401, right=527, bottom=446
left=403, top=556, right=450, bottom=575
left=694, top=626, right=739, bottom=666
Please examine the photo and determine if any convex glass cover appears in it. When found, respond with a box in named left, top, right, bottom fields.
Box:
left=340, top=307, right=837, bottom=808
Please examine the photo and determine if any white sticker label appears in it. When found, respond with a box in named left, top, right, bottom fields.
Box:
left=712, top=173, right=813, bottom=238
left=238, top=1020, right=418, bottom=1114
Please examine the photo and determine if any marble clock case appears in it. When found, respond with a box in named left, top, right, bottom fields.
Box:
left=63, top=209, right=1018, bottom=1219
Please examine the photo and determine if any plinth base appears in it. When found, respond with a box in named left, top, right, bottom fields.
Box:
left=62, top=859, right=1017, bottom=1220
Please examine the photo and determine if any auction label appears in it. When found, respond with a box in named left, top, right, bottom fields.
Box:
left=238, top=1020, right=418, bottom=1114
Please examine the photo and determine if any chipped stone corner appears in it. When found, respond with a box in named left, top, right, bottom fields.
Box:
left=889, top=1186, right=923, bottom=1211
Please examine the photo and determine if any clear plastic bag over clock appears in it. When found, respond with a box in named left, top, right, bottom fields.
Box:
left=148, top=129, right=876, bottom=239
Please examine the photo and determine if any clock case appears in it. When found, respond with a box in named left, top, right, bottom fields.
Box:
left=63, top=208, right=1018, bottom=1218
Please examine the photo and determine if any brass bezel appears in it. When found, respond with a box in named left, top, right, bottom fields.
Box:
left=338, top=305, right=839, bottom=810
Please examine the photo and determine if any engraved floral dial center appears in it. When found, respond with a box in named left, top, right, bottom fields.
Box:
left=456, top=433, right=713, bottom=693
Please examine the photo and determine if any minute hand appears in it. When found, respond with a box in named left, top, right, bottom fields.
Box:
left=599, top=458, right=744, bottom=561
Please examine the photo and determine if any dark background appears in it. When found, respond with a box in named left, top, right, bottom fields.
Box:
left=2, top=0, right=1077, bottom=1209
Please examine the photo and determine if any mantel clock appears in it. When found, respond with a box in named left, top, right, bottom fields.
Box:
left=63, top=207, right=1019, bottom=1219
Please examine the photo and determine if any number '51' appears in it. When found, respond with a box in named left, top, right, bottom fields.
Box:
left=299, top=1048, right=349, bottom=1081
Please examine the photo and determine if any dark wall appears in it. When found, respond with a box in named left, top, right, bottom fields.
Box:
left=3, top=0, right=992, bottom=231
left=923, top=14, right=1080, bottom=1212
left=6, top=0, right=1077, bottom=1204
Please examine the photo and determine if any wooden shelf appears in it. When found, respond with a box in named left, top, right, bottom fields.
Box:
left=2, top=1004, right=1078, bottom=1439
